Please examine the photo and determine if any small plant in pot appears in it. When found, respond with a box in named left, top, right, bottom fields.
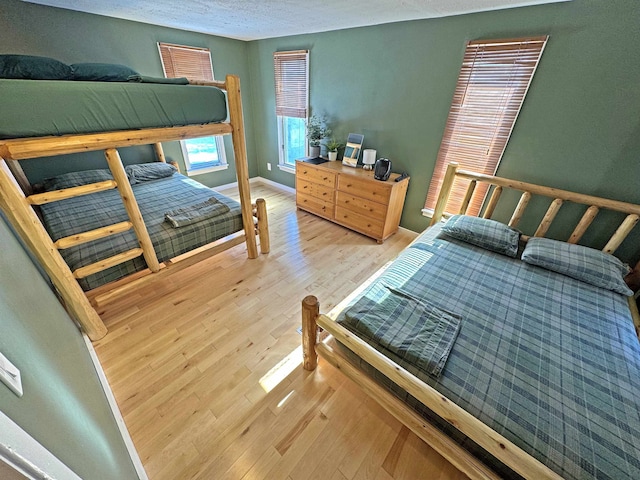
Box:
left=323, top=138, right=344, bottom=161
left=306, top=115, right=331, bottom=158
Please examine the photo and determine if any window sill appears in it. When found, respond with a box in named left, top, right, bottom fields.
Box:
left=277, top=164, right=295, bottom=175
left=186, top=164, right=228, bottom=176
left=422, top=208, right=452, bottom=223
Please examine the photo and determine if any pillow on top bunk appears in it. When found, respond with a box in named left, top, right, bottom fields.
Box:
left=126, top=162, right=176, bottom=184
left=128, top=75, right=190, bottom=85
left=71, top=63, right=139, bottom=82
left=522, top=237, right=633, bottom=295
left=0, top=54, right=73, bottom=80
left=42, top=169, right=114, bottom=191
left=441, top=215, right=520, bottom=258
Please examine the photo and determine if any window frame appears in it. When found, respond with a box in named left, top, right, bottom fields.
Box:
left=277, top=115, right=307, bottom=172
left=273, top=50, right=309, bottom=173
left=423, top=36, right=548, bottom=217
left=157, top=42, right=227, bottom=176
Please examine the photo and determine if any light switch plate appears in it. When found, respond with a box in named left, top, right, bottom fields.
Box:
left=0, top=352, right=23, bottom=397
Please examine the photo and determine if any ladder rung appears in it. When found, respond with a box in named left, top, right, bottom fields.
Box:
left=28, top=180, right=118, bottom=205
left=73, top=248, right=143, bottom=279
left=55, top=221, right=133, bottom=250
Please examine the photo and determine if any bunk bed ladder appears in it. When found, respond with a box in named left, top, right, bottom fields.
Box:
left=21, top=147, right=160, bottom=282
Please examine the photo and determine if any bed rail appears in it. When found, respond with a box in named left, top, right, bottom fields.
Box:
left=430, top=162, right=640, bottom=254
left=0, top=123, right=234, bottom=161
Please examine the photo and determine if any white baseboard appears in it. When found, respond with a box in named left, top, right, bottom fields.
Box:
left=83, top=335, right=149, bottom=480
left=398, top=225, right=419, bottom=235
left=252, top=176, right=296, bottom=193
left=215, top=176, right=295, bottom=194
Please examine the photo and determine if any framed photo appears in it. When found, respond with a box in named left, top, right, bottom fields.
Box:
left=342, top=133, right=364, bottom=167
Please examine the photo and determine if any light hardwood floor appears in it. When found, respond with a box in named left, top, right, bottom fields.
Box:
left=93, top=182, right=469, bottom=480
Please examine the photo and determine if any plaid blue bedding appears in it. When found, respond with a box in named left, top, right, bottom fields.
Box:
left=343, top=285, right=462, bottom=377
left=336, top=224, right=640, bottom=480
left=40, top=173, right=243, bottom=290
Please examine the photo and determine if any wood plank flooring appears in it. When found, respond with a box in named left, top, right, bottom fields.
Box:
left=93, top=182, right=469, bottom=480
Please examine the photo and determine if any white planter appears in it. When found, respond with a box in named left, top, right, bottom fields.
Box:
left=328, top=151, right=338, bottom=161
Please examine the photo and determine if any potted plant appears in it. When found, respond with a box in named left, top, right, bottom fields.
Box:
left=323, top=138, right=344, bottom=161
left=306, top=115, right=331, bottom=157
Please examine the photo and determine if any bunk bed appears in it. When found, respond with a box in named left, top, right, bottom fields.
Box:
left=0, top=63, right=269, bottom=342
left=302, top=163, right=640, bottom=480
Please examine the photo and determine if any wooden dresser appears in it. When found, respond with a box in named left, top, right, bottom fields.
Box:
left=295, top=160, right=409, bottom=243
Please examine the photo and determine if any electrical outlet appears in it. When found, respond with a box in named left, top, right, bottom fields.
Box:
left=0, top=352, right=23, bottom=397
left=267, top=163, right=271, bottom=171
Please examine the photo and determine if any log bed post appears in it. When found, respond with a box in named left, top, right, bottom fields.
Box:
left=302, top=295, right=319, bottom=370
left=0, top=158, right=107, bottom=340
left=104, top=148, right=160, bottom=273
left=429, top=162, right=458, bottom=226
left=226, top=74, right=258, bottom=259
left=153, top=142, right=167, bottom=163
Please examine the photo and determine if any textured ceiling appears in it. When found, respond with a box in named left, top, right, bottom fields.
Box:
left=24, top=0, right=570, bottom=40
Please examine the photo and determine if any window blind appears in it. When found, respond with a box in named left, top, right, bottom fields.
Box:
left=273, top=50, right=309, bottom=118
left=158, top=42, right=214, bottom=81
left=424, top=36, right=548, bottom=217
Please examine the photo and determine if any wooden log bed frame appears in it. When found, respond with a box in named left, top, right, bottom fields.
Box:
left=302, top=162, right=640, bottom=480
left=0, top=75, right=269, bottom=341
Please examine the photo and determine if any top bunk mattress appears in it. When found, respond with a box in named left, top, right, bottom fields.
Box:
left=0, top=79, right=228, bottom=139
left=336, top=223, right=640, bottom=480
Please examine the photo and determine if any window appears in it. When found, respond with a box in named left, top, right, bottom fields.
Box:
left=157, top=42, right=227, bottom=175
left=424, top=36, right=548, bottom=217
left=273, top=50, right=309, bottom=171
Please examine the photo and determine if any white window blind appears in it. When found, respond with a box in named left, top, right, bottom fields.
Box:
left=157, top=42, right=226, bottom=175
left=425, top=36, right=548, bottom=216
left=273, top=50, right=309, bottom=118
left=158, top=42, right=214, bottom=81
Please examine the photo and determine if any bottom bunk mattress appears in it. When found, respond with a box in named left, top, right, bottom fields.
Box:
left=40, top=171, right=243, bottom=290
left=335, top=223, right=640, bottom=480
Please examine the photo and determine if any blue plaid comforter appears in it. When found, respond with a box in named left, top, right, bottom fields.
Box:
left=40, top=173, right=243, bottom=290
left=336, top=224, right=640, bottom=480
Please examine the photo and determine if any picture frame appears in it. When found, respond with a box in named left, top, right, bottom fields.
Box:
left=342, top=133, right=364, bottom=167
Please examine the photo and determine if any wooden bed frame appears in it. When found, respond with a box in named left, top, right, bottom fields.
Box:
left=301, top=162, right=640, bottom=480
left=0, top=75, right=269, bottom=341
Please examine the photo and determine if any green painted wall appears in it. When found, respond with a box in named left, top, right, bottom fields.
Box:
left=0, top=0, right=257, bottom=187
left=0, top=214, right=138, bottom=479
left=247, top=0, right=640, bottom=262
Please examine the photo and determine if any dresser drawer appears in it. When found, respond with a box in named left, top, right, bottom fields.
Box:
left=296, top=177, right=334, bottom=202
left=336, top=191, right=387, bottom=221
left=296, top=165, right=337, bottom=188
left=297, top=192, right=334, bottom=219
left=335, top=206, right=384, bottom=238
left=338, top=175, right=391, bottom=204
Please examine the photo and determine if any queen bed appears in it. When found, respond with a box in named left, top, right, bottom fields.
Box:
left=0, top=55, right=269, bottom=341
left=302, top=163, right=640, bottom=479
